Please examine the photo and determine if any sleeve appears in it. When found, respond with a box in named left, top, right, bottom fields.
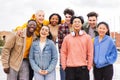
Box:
left=1, top=34, right=16, bottom=68
left=87, top=35, right=94, bottom=69
left=58, top=26, right=62, bottom=52
left=60, top=37, right=68, bottom=70
left=14, top=23, right=27, bottom=31
left=43, top=20, right=49, bottom=26
left=46, top=41, right=58, bottom=73
left=14, top=14, right=35, bottom=32
left=106, top=39, right=118, bottom=64
left=29, top=43, right=41, bottom=73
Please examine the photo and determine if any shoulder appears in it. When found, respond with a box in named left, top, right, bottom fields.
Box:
left=32, top=38, right=39, bottom=44
left=46, top=39, right=56, bottom=47
left=83, top=22, right=89, bottom=28
left=6, top=32, right=16, bottom=41
left=59, top=23, right=68, bottom=29
left=63, top=34, right=71, bottom=40
left=94, top=36, right=99, bottom=43
left=82, top=31, right=91, bottom=39
left=104, top=35, right=113, bottom=42
left=47, top=39, right=54, bottom=44
left=106, top=36, right=115, bottom=45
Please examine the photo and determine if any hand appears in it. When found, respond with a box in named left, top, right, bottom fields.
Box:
left=42, top=70, right=48, bottom=75
left=87, top=66, right=91, bottom=71
left=62, top=66, right=66, bottom=70
left=16, top=30, right=23, bottom=36
left=39, top=70, right=48, bottom=75
left=3, top=68, right=10, bottom=74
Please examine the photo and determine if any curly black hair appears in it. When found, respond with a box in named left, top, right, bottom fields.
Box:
left=63, top=8, right=74, bottom=16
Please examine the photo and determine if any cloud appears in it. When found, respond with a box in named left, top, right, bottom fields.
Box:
left=0, top=0, right=120, bottom=32
left=69, top=0, right=120, bottom=8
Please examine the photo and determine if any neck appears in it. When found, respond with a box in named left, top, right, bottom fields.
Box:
left=90, top=26, right=96, bottom=29
left=99, top=35, right=105, bottom=39
left=68, top=24, right=72, bottom=27
left=74, top=30, right=79, bottom=36
left=50, top=24, right=58, bottom=27
left=99, top=35, right=104, bottom=42
left=40, top=37, right=47, bottom=42
left=27, top=31, right=33, bottom=37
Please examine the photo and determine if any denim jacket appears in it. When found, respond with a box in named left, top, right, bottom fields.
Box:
left=29, top=38, right=58, bottom=73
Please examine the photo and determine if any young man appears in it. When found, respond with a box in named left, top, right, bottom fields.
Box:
left=58, top=8, right=74, bottom=80
left=83, top=11, right=98, bottom=38
left=61, top=16, right=93, bottom=80
left=1, top=20, right=37, bottom=80
left=15, top=10, right=45, bottom=80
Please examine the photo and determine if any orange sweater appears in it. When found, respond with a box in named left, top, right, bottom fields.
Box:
left=23, top=36, right=33, bottom=58
left=61, top=33, right=93, bottom=70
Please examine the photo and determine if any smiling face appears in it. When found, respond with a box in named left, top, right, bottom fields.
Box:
left=65, top=13, right=72, bottom=24
left=50, top=15, right=59, bottom=26
left=40, top=26, right=49, bottom=38
left=97, top=24, right=108, bottom=37
left=35, top=10, right=45, bottom=24
left=88, top=16, right=97, bottom=28
left=72, top=18, right=82, bottom=32
left=27, top=20, right=37, bottom=33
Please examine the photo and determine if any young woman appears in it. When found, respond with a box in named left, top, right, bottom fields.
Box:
left=29, top=26, right=58, bottom=80
left=48, top=13, right=61, bottom=43
left=93, top=22, right=118, bottom=80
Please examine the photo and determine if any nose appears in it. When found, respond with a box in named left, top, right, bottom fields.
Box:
left=31, top=24, right=36, bottom=28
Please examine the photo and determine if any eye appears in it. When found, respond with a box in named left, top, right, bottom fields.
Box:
left=45, top=29, right=48, bottom=32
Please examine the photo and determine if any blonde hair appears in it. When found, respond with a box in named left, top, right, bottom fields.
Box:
left=35, top=10, right=45, bottom=16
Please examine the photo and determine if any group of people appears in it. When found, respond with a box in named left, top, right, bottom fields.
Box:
left=1, top=8, right=118, bottom=80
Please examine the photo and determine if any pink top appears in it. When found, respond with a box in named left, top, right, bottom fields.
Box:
left=61, top=33, right=93, bottom=70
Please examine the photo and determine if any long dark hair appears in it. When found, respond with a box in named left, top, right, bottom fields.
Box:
left=97, top=22, right=110, bottom=36
left=47, top=31, right=53, bottom=40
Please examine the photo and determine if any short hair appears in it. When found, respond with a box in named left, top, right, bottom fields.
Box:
left=35, top=10, right=44, bottom=15
left=27, top=19, right=37, bottom=24
left=70, top=16, right=84, bottom=24
left=87, top=12, right=98, bottom=18
left=63, top=8, right=75, bottom=16
left=49, top=13, right=62, bottom=24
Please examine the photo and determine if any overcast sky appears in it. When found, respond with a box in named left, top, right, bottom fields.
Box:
left=0, top=0, right=120, bottom=32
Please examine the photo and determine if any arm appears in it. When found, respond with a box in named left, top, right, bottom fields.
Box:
left=46, top=41, right=58, bottom=73
left=1, top=34, right=16, bottom=73
left=14, top=23, right=27, bottom=31
left=60, top=37, right=68, bottom=70
left=14, top=23, right=27, bottom=36
left=58, top=25, right=63, bottom=52
left=106, top=40, right=117, bottom=64
left=87, top=35, right=93, bottom=70
left=29, top=43, right=41, bottom=73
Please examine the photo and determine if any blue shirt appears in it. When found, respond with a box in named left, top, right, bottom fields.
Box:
left=94, top=35, right=117, bottom=68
